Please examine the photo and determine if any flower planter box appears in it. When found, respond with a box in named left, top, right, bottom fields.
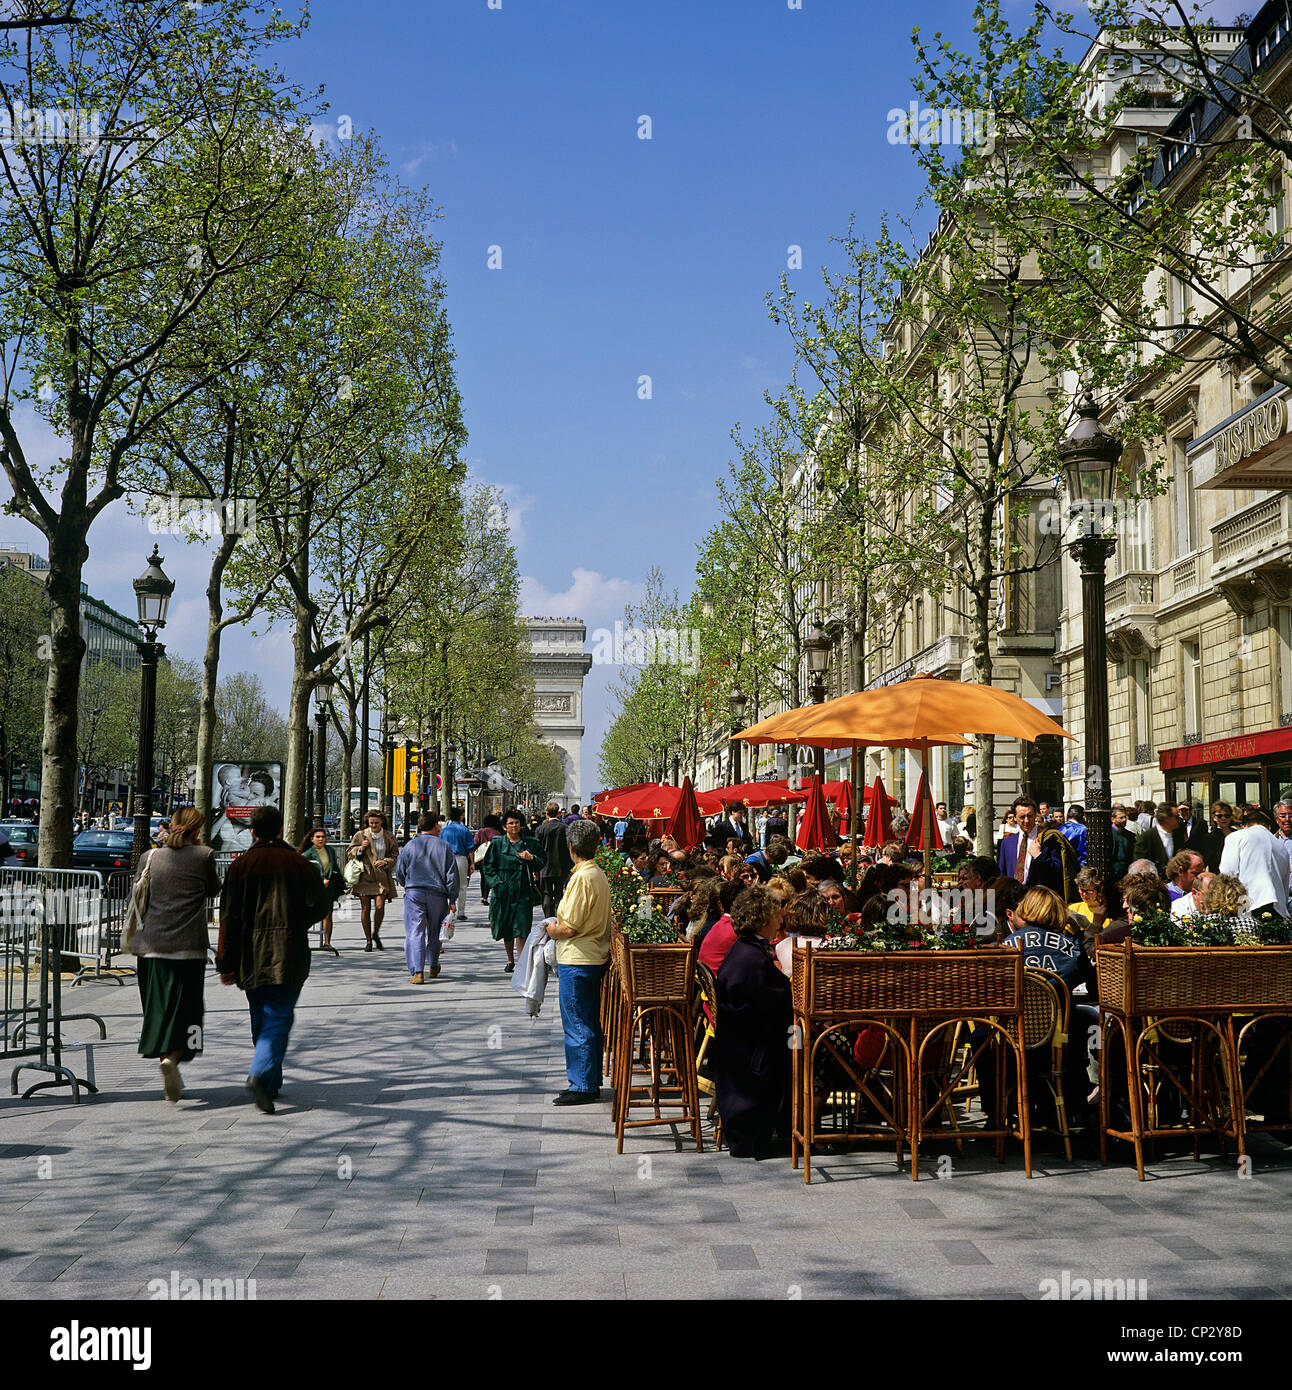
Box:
left=611, top=930, right=693, bottom=1002
left=1096, top=943, right=1292, bottom=1015
left=791, top=943, right=1023, bottom=1018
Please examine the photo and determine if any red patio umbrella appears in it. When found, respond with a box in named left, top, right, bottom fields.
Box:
left=665, top=776, right=706, bottom=851
left=861, top=775, right=895, bottom=849
left=795, top=775, right=837, bottom=853
left=903, top=771, right=944, bottom=854
left=693, top=780, right=805, bottom=815
left=593, top=784, right=681, bottom=821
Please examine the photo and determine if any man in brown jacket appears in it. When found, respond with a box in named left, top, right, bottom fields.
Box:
left=216, top=805, right=329, bottom=1113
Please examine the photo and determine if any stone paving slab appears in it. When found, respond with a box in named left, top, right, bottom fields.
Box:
left=1, top=889, right=1291, bottom=1300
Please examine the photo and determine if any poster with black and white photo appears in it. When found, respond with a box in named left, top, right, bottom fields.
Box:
left=209, top=762, right=282, bottom=852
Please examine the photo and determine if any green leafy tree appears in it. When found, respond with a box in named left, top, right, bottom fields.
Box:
left=0, top=0, right=315, bottom=864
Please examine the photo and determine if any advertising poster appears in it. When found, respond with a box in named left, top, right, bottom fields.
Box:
left=210, top=762, right=283, bottom=852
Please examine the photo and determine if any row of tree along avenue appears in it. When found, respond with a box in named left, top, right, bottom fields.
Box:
left=0, top=0, right=551, bottom=863
left=601, top=0, right=1292, bottom=852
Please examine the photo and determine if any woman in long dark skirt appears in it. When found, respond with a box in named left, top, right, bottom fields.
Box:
left=714, top=885, right=792, bottom=1159
left=132, top=807, right=222, bottom=1102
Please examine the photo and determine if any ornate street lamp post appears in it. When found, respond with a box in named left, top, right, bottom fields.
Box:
left=1058, top=395, right=1122, bottom=890
left=728, top=686, right=748, bottom=786
left=314, top=674, right=334, bottom=826
left=131, top=547, right=175, bottom=871
left=805, top=616, right=831, bottom=784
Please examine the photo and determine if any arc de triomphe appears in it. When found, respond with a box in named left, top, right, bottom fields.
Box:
left=524, top=617, right=592, bottom=805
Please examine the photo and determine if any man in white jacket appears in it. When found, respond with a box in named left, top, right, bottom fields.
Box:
left=1220, top=809, right=1291, bottom=919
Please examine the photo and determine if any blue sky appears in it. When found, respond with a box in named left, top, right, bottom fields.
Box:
left=0, top=0, right=1249, bottom=799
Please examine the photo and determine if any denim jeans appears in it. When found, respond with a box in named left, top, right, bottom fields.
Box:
left=557, top=962, right=606, bottom=1093
left=403, top=889, right=449, bottom=976
left=246, top=983, right=302, bottom=1100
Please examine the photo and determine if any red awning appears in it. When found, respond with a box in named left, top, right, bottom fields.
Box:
left=1159, top=725, right=1292, bottom=772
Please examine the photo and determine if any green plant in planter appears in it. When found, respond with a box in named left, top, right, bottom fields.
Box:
left=1127, top=911, right=1292, bottom=948
left=621, top=910, right=678, bottom=945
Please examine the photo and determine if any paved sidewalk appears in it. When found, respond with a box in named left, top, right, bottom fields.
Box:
left=2, top=889, right=1291, bottom=1300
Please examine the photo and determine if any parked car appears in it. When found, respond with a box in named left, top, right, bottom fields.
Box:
left=0, top=823, right=38, bottom=863
left=71, top=830, right=136, bottom=873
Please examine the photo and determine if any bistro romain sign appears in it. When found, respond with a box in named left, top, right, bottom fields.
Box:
left=1191, top=384, right=1292, bottom=489
left=1214, top=396, right=1288, bottom=474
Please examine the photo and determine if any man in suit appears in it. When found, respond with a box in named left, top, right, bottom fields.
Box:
left=997, top=796, right=1076, bottom=902
left=711, top=801, right=753, bottom=852
left=1175, top=800, right=1210, bottom=855
left=537, top=802, right=574, bottom=919
left=1110, top=805, right=1138, bottom=881
left=1134, top=802, right=1190, bottom=875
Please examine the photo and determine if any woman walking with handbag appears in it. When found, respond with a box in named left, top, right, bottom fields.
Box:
left=476, top=808, right=545, bottom=973
left=130, top=807, right=222, bottom=1102
left=347, top=811, right=398, bottom=950
left=301, top=825, right=344, bottom=949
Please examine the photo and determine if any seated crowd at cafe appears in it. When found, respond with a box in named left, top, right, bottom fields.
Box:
left=598, top=790, right=1292, bottom=1161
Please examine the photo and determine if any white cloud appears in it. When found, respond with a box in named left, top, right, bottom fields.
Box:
left=520, top=568, right=641, bottom=629
left=399, top=139, right=459, bottom=177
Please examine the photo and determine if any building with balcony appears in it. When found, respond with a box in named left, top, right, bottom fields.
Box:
left=1056, top=3, right=1292, bottom=817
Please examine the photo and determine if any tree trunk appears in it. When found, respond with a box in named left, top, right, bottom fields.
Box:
left=284, top=604, right=313, bottom=848
left=969, top=507, right=997, bottom=857
left=196, top=534, right=238, bottom=842
left=39, top=537, right=88, bottom=868
left=340, top=697, right=357, bottom=839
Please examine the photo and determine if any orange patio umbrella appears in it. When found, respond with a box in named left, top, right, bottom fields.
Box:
left=736, top=674, right=1073, bottom=878
left=665, top=776, right=706, bottom=851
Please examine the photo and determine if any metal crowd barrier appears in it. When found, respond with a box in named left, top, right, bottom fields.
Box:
left=2, top=867, right=107, bottom=1101
left=70, top=868, right=136, bottom=986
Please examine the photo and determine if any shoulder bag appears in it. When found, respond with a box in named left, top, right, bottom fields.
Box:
left=122, top=850, right=155, bottom=954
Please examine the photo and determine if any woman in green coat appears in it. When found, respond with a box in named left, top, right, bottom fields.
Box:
left=477, top=808, right=545, bottom=972
left=300, top=826, right=345, bottom=951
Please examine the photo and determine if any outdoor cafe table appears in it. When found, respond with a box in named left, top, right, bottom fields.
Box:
left=1095, top=942, right=1292, bottom=1180
left=790, top=941, right=1028, bottom=1183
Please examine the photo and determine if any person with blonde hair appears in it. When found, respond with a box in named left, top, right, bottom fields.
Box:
left=1201, top=872, right=1251, bottom=918
left=131, top=806, right=221, bottom=1102
left=1002, top=884, right=1095, bottom=992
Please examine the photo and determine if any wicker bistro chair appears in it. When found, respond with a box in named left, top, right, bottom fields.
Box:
left=1095, top=942, right=1269, bottom=1180
left=693, top=960, right=723, bottom=1149
left=612, top=936, right=704, bottom=1153
left=602, top=933, right=624, bottom=1084
left=998, top=968, right=1074, bottom=1163
left=648, top=885, right=685, bottom=917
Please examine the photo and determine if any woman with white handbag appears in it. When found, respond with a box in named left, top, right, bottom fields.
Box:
left=129, top=807, right=222, bottom=1103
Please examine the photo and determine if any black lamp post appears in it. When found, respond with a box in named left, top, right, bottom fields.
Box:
left=729, top=686, right=748, bottom=786
left=131, top=547, right=175, bottom=871
left=314, top=674, right=334, bottom=827
left=402, top=734, right=412, bottom=842
left=1058, top=394, right=1121, bottom=889
left=805, top=616, right=831, bottom=783
left=445, top=741, right=455, bottom=815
